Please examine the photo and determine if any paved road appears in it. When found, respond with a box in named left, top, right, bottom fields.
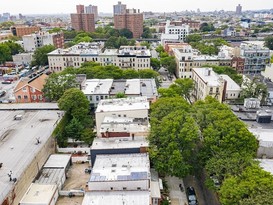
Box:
left=0, top=77, right=17, bottom=103
left=166, top=176, right=188, bottom=205
left=183, top=175, right=220, bottom=205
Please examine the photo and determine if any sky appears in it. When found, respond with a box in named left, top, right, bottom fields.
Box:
left=0, top=0, right=273, bottom=15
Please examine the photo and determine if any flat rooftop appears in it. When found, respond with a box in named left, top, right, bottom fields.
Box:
left=82, top=191, right=150, bottom=205
left=48, top=43, right=102, bottom=56
left=219, top=74, right=241, bottom=91
left=193, top=67, right=223, bottom=87
left=91, top=136, right=149, bottom=150
left=82, top=79, right=113, bottom=95
left=96, top=97, right=149, bottom=113
left=35, top=168, right=65, bottom=185
left=90, top=153, right=150, bottom=182
left=100, top=116, right=150, bottom=134
left=0, top=110, right=61, bottom=203
left=20, top=183, right=57, bottom=204
left=0, top=103, right=59, bottom=110
left=248, top=128, right=273, bottom=147
left=43, top=154, right=71, bottom=169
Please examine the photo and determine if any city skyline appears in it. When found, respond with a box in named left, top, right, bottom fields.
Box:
left=1, top=0, right=273, bottom=15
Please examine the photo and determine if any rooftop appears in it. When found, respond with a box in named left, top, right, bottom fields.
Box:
left=91, top=136, right=149, bottom=150
left=219, top=74, right=241, bottom=91
left=48, top=42, right=102, bottom=56
left=248, top=128, right=273, bottom=147
left=0, top=110, right=61, bottom=204
left=193, top=67, right=224, bottom=87
left=258, top=159, right=273, bottom=175
left=82, top=191, right=150, bottom=205
left=118, top=46, right=151, bottom=57
left=83, top=79, right=113, bottom=95
left=95, top=97, right=149, bottom=113
left=0, top=103, right=59, bottom=110
left=43, top=154, right=71, bottom=169
left=19, top=184, right=57, bottom=204
left=100, top=116, right=150, bottom=134
left=90, top=153, right=150, bottom=182
left=35, top=168, right=65, bottom=186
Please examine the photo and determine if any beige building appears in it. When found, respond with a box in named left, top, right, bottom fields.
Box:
left=192, top=68, right=226, bottom=103
left=47, top=43, right=151, bottom=72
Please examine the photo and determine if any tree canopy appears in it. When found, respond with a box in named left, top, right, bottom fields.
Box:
left=0, top=40, right=23, bottom=64
left=264, top=36, right=273, bottom=50
left=32, top=45, right=56, bottom=66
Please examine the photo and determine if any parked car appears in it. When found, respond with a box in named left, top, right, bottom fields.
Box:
left=186, top=187, right=198, bottom=205
left=85, top=168, right=92, bottom=174
left=0, top=90, right=6, bottom=97
left=1, top=81, right=12, bottom=84
left=210, top=175, right=220, bottom=188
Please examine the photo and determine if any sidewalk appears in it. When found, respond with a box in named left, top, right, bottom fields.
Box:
left=165, top=176, right=188, bottom=205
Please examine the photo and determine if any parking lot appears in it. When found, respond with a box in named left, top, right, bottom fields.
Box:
left=0, top=77, right=18, bottom=103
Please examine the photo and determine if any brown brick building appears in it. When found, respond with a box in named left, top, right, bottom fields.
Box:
left=114, top=9, right=143, bottom=38
left=11, top=26, right=40, bottom=37
left=232, top=57, right=245, bottom=74
left=71, top=4, right=95, bottom=33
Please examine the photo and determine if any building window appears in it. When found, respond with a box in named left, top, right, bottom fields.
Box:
left=100, top=96, right=103, bottom=100
left=22, top=87, right=27, bottom=92
left=110, top=187, right=113, bottom=190
left=24, top=95, right=28, bottom=99
left=137, top=187, right=141, bottom=190
left=18, top=95, right=21, bottom=100
left=96, top=96, right=99, bottom=101
left=32, top=95, right=36, bottom=100
left=39, top=95, right=43, bottom=100
left=123, top=187, right=127, bottom=190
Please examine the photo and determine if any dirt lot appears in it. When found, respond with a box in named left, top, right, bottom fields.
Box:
left=56, top=163, right=91, bottom=205
left=63, top=163, right=90, bottom=190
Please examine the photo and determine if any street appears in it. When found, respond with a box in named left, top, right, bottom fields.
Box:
left=158, top=67, right=175, bottom=88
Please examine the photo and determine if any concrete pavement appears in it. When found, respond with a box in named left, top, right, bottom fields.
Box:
left=165, top=176, right=188, bottom=205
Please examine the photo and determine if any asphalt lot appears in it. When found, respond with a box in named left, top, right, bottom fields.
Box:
left=0, top=77, right=18, bottom=103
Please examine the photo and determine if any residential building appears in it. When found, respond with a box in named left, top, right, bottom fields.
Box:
left=85, top=5, right=99, bottom=21
left=90, top=136, right=149, bottom=166
left=12, top=53, right=34, bottom=66
left=114, top=9, right=143, bottom=38
left=71, top=5, right=95, bottom=33
left=95, top=97, right=149, bottom=135
left=113, top=1, right=127, bottom=15
left=192, top=68, right=226, bottom=103
left=11, top=26, right=40, bottom=37
left=236, top=4, right=242, bottom=15
left=172, top=45, right=230, bottom=79
left=47, top=43, right=151, bottom=72
left=13, top=73, right=48, bottom=103
left=240, top=41, right=270, bottom=74
left=181, top=18, right=200, bottom=30
left=219, top=74, right=241, bottom=100
left=82, top=78, right=157, bottom=109
left=231, top=57, right=245, bottom=73
left=22, top=31, right=64, bottom=52
left=161, top=20, right=189, bottom=45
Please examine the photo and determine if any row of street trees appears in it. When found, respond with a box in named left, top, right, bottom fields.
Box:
left=149, top=87, right=273, bottom=204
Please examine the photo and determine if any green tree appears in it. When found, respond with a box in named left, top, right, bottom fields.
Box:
left=160, top=56, right=177, bottom=74
left=155, top=45, right=164, bottom=53
left=65, top=118, right=84, bottom=141
left=264, top=36, right=273, bottom=50
left=150, top=57, right=161, bottom=70
left=32, top=45, right=56, bottom=66
left=271, top=55, right=273, bottom=63
left=158, top=88, right=179, bottom=98
left=169, top=78, right=194, bottom=103
left=42, top=73, right=77, bottom=101
left=219, top=165, right=273, bottom=205
left=241, top=77, right=268, bottom=104
left=141, top=27, right=153, bottom=38
left=119, top=28, right=133, bottom=38
left=186, top=34, right=202, bottom=43
left=140, top=41, right=150, bottom=49
left=0, top=43, right=11, bottom=64
left=58, top=88, right=90, bottom=119
left=210, top=65, right=243, bottom=85
left=5, top=40, right=24, bottom=55
left=115, top=92, right=126, bottom=98
left=74, top=32, right=92, bottom=43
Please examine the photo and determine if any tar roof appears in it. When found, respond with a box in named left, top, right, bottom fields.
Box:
left=43, top=154, right=71, bottom=169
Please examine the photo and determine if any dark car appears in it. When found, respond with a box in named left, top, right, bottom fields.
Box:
left=186, top=187, right=198, bottom=205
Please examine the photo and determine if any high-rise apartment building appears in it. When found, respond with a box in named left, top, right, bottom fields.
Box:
left=114, top=9, right=143, bottom=38
left=236, top=4, right=242, bottom=15
left=76, top=4, right=85, bottom=14
left=85, top=5, right=98, bottom=21
left=113, top=1, right=127, bottom=14
left=71, top=5, right=95, bottom=32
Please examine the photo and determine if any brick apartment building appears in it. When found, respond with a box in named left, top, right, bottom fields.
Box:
left=71, top=5, right=95, bottom=32
left=114, top=9, right=143, bottom=38
left=11, top=26, right=40, bottom=37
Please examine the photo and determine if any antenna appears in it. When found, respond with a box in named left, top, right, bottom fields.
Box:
left=35, top=137, right=41, bottom=145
